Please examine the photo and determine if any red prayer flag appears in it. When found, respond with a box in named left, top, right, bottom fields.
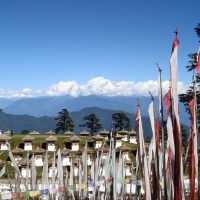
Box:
left=11, top=192, right=21, bottom=198
left=173, top=117, right=182, bottom=200
left=171, top=36, right=179, bottom=53
left=189, top=99, right=195, bottom=199
left=106, top=178, right=113, bottom=183
left=197, top=50, right=200, bottom=77
left=58, top=186, right=66, bottom=193
left=164, top=89, right=172, bottom=115
left=155, top=120, right=160, bottom=151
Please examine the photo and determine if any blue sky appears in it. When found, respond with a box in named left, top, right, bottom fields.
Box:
left=0, top=0, right=199, bottom=97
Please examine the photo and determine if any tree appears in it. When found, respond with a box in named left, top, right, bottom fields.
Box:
left=54, top=109, right=74, bottom=134
left=21, top=129, right=30, bottom=134
left=195, top=23, right=200, bottom=39
left=10, top=130, right=15, bottom=135
left=79, top=113, right=102, bottom=136
left=179, top=23, right=200, bottom=130
left=112, top=112, right=130, bottom=131
left=179, top=24, right=200, bottom=199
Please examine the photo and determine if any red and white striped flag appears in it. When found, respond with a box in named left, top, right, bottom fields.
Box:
left=189, top=99, right=198, bottom=199
left=169, top=34, right=184, bottom=200
left=189, top=99, right=195, bottom=199
left=135, top=105, right=151, bottom=200
left=164, top=89, right=172, bottom=115
left=196, top=49, right=200, bottom=77
left=170, top=35, right=179, bottom=125
left=164, top=89, right=175, bottom=199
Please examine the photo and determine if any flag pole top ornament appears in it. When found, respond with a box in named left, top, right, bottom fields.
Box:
left=156, top=62, right=162, bottom=72
left=171, top=28, right=179, bottom=53
left=137, top=98, right=140, bottom=107
left=174, top=28, right=179, bottom=36
left=149, top=91, right=154, bottom=101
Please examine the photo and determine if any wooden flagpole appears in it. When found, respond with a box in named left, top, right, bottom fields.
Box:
left=149, top=91, right=160, bottom=200
left=157, top=63, right=168, bottom=200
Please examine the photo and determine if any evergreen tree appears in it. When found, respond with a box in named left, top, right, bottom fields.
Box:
left=54, top=108, right=74, bottom=134
left=79, top=113, right=102, bottom=136
left=195, top=23, right=200, bottom=39
left=179, top=23, right=200, bottom=130
left=21, top=129, right=30, bottom=135
left=179, top=24, right=200, bottom=199
left=112, top=112, right=130, bottom=131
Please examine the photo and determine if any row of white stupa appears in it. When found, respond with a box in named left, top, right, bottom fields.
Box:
left=0, top=129, right=137, bottom=152
left=0, top=130, right=137, bottom=178
left=17, top=146, right=134, bottom=179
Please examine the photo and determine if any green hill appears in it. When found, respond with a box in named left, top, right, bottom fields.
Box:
left=0, top=107, right=189, bottom=138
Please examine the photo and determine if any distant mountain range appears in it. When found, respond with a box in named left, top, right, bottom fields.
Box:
left=2, top=95, right=190, bottom=125
left=0, top=107, right=154, bottom=136
left=0, top=109, right=55, bottom=133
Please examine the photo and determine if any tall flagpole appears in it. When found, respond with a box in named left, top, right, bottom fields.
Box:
left=194, top=65, right=199, bottom=199
left=111, top=121, right=117, bottom=200
left=157, top=63, right=168, bottom=200
left=195, top=58, right=200, bottom=200
left=149, top=91, right=160, bottom=200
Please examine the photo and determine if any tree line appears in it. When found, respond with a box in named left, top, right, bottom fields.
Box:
left=54, top=108, right=131, bottom=136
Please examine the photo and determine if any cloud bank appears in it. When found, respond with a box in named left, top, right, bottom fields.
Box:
left=0, top=77, right=188, bottom=98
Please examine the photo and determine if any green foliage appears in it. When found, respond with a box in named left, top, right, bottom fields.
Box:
left=10, top=130, right=15, bottom=135
left=112, top=112, right=130, bottom=131
left=54, top=109, right=74, bottom=134
left=9, top=135, right=22, bottom=149
left=20, top=129, right=30, bottom=134
left=36, top=166, right=43, bottom=179
left=129, top=152, right=136, bottom=166
left=0, top=151, right=9, bottom=160
left=0, top=162, right=14, bottom=179
left=79, top=113, right=102, bottom=136
left=179, top=23, right=200, bottom=131
left=5, top=164, right=15, bottom=179
left=32, top=135, right=46, bottom=148
left=194, top=23, right=200, bottom=40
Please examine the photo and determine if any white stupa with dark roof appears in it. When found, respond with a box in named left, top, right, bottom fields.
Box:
left=0, top=134, right=10, bottom=150
left=22, top=135, right=35, bottom=151
left=118, top=129, right=129, bottom=141
left=64, top=131, right=75, bottom=136
left=98, top=130, right=110, bottom=139
left=29, top=130, right=40, bottom=135
left=92, top=134, right=104, bottom=149
left=45, top=130, right=56, bottom=135
left=32, top=147, right=45, bottom=166
left=80, top=130, right=90, bottom=137
left=129, top=130, right=137, bottom=144
left=11, top=147, right=23, bottom=163
left=69, top=135, right=80, bottom=151
left=62, top=148, right=71, bottom=166
left=115, top=133, right=123, bottom=148
left=45, top=135, right=57, bottom=151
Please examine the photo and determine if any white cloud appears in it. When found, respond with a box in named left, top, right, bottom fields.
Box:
left=46, top=81, right=81, bottom=97
left=45, top=76, right=188, bottom=97
left=21, top=88, right=32, bottom=94
left=7, top=88, right=34, bottom=98
left=0, top=77, right=188, bottom=98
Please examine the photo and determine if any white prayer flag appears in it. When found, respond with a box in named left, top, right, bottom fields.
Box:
left=0, top=165, right=6, bottom=177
